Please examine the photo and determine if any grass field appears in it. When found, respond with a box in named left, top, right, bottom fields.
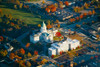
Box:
left=0, top=4, right=47, bottom=25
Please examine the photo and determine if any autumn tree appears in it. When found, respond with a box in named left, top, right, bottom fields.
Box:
left=19, top=60, right=25, bottom=67
left=47, top=20, right=50, bottom=25
left=60, top=65, right=64, bottom=67
left=84, top=3, right=89, bottom=9
left=56, top=32, right=62, bottom=37
left=72, top=18, right=76, bottom=22
left=11, top=0, right=15, bottom=3
left=19, top=3, right=23, bottom=9
left=47, top=24, right=52, bottom=29
left=0, top=9, right=3, bottom=16
left=59, top=1, right=63, bottom=9
left=19, top=48, right=25, bottom=55
left=96, top=35, right=99, bottom=39
left=88, top=11, right=92, bottom=15
left=59, top=1, right=63, bottom=5
left=26, top=5, right=29, bottom=9
left=42, top=0, right=45, bottom=4
left=14, top=5, right=17, bottom=9
left=57, top=64, right=60, bottom=67
left=55, top=20, right=59, bottom=24
left=27, top=52, right=32, bottom=58
left=47, top=20, right=52, bottom=29
left=25, top=43, right=30, bottom=48
left=0, top=36, right=3, bottom=44
left=24, top=5, right=27, bottom=9
left=41, top=59, right=47, bottom=64
left=90, top=56, right=94, bottom=59
left=74, top=63, right=77, bottom=66
left=26, top=61, right=31, bottom=67
left=51, top=6, right=56, bottom=13
left=92, top=10, right=95, bottom=14
left=38, top=24, right=41, bottom=27
left=76, top=53, right=79, bottom=56
left=80, top=14, right=83, bottom=19
left=51, top=23, right=54, bottom=27
left=69, top=18, right=73, bottom=22
left=11, top=22, right=15, bottom=26
left=57, top=24, right=60, bottom=28
left=54, top=3, right=58, bottom=8
left=9, top=53, right=15, bottom=59
left=65, top=1, right=69, bottom=6
left=34, top=50, right=38, bottom=55
left=97, top=48, right=99, bottom=51
left=76, top=24, right=81, bottom=28
left=60, top=51, right=62, bottom=55
left=0, top=49, right=8, bottom=57
left=51, top=55, right=54, bottom=58
left=83, top=13, right=87, bottom=16
left=76, top=16, right=79, bottom=21
left=45, top=8, right=50, bottom=13
left=8, top=14, right=13, bottom=20
left=15, top=0, right=20, bottom=5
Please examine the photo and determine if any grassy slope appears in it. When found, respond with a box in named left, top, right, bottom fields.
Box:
left=0, top=4, right=47, bottom=25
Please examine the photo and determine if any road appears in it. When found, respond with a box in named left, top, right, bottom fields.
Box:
left=60, top=15, right=98, bottom=31
left=2, top=31, right=30, bottom=50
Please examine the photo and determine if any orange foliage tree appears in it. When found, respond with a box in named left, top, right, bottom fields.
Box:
left=69, top=18, right=73, bottom=22
left=11, top=22, right=15, bottom=26
left=83, top=13, right=87, bottom=16
left=34, top=50, right=38, bottom=55
left=76, top=16, right=79, bottom=20
left=65, top=1, right=69, bottom=6
left=51, top=6, right=56, bottom=13
left=88, top=11, right=92, bottom=15
left=47, top=24, right=52, bottom=29
left=57, top=24, right=60, bottom=28
left=9, top=53, right=15, bottom=60
left=19, top=48, right=25, bottom=55
left=96, top=35, right=99, bottom=39
left=80, top=14, right=83, bottom=19
left=92, top=10, right=95, bottom=14
left=25, top=43, right=30, bottom=48
left=46, top=4, right=57, bottom=13
left=0, top=36, right=3, bottom=42
left=55, top=20, right=59, bottom=24
left=45, top=8, right=50, bottom=13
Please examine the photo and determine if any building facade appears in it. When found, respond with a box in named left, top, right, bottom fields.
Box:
left=30, top=21, right=58, bottom=43
left=48, top=38, right=80, bottom=56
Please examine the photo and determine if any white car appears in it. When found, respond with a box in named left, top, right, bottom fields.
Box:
left=5, top=43, right=14, bottom=52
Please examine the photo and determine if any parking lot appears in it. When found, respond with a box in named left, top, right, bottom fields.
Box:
left=54, top=47, right=91, bottom=64
left=52, top=8, right=77, bottom=21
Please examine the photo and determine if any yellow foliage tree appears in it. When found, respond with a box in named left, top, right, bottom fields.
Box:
left=38, top=24, right=41, bottom=27
left=19, top=3, right=23, bottom=9
left=42, top=0, right=45, bottom=4
left=27, top=52, right=32, bottom=58
left=57, top=24, right=60, bottom=28
left=14, top=5, right=17, bottom=9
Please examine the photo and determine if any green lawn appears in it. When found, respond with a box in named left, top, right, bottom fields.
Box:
left=0, top=4, right=47, bottom=25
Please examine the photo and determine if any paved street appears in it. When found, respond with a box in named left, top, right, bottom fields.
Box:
left=60, top=15, right=98, bottom=31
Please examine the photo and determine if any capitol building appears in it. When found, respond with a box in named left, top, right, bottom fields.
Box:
left=30, top=21, right=80, bottom=56
left=30, top=21, right=58, bottom=43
